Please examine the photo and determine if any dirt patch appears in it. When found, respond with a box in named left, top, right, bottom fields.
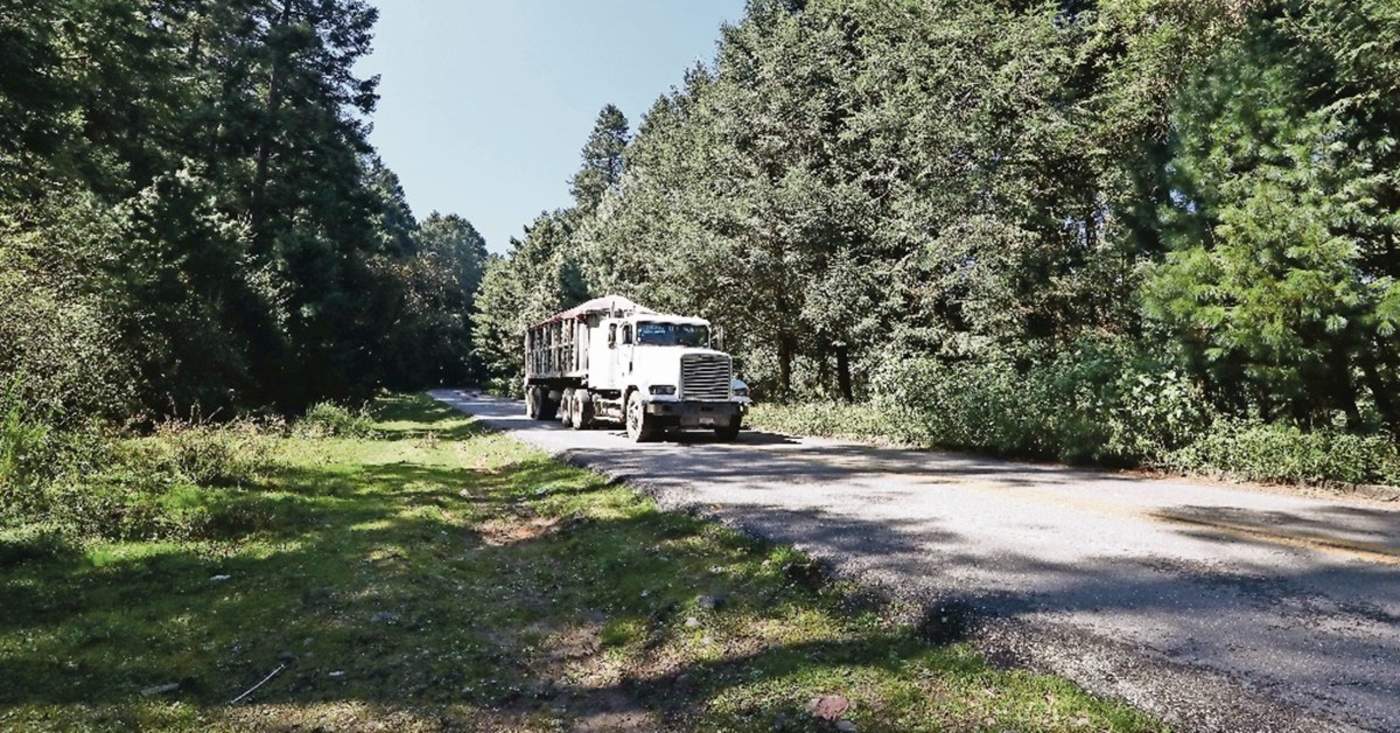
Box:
left=479, top=516, right=560, bottom=546
left=570, top=690, right=659, bottom=732
left=220, top=701, right=543, bottom=732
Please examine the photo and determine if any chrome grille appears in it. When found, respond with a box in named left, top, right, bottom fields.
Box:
left=681, top=354, right=731, bottom=401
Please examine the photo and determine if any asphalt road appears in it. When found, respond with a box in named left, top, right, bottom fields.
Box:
left=431, top=390, right=1400, bottom=732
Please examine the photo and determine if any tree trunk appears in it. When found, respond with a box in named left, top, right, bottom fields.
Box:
left=777, top=333, right=794, bottom=400
left=835, top=344, right=853, bottom=403
left=1329, top=347, right=1363, bottom=431
left=1360, top=349, right=1399, bottom=434
left=250, top=0, right=295, bottom=252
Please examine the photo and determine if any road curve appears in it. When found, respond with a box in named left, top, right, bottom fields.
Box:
left=431, top=390, right=1400, bottom=732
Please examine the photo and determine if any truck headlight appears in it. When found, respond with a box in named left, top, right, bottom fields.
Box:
left=649, top=385, right=676, bottom=396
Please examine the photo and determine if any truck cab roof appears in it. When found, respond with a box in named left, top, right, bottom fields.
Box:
left=628, top=313, right=710, bottom=327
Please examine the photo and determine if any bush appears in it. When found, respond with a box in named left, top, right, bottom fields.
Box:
left=0, top=197, right=139, bottom=424
left=748, top=402, right=895, bottom=443
left=1166, top=422, right=1400, bottom=487
left=0, top=524, right=75, bottom=567
left=295, top=401, right=377, bottom=438
left=1, top=381, right=52, bottom=489
left=875, top=356, right=1046, bottom=457
left=1, top=401, right=281, bottom=541
left=150, top=418, right=274, bottom=486
left=869, top=340, right=1213, bottom=466
left=781, top=340, right=1397, bottom=489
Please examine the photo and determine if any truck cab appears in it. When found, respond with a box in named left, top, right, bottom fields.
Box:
left=605, top=314, right=747, bottom=440
left=523, top=295, right=750, bottom=442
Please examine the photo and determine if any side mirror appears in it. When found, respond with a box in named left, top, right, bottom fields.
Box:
left=713, top=325, right=725, bottom=351
left=608, top=324, right=617, bottom=348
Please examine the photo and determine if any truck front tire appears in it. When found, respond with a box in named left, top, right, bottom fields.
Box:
left=625, top=391, right=657, bottom=442
left=715, top=416, right=741, bottom=441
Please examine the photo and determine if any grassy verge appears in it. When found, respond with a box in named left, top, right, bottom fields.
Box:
left=1, top=394, right=1161, bottom=732
left=747, top=402, right=901, bottom=447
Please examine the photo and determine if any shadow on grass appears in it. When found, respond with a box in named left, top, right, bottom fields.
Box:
left=370, top=393, right=487, bottom=441
left=0, top=464, right=969, bottom=721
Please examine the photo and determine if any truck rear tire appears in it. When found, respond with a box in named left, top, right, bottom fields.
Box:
left=625, top=391, right=657, bottom=442
left=571, top=391, right=594, bottom=430
left=539, top=394, right=558, bottom=421
left=527, top=386, right=558, bottom=421
left=559, top=388, right=574, bottom=425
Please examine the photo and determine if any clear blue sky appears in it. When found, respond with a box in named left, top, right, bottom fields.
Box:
left=359, top=1, right=747, bottom=253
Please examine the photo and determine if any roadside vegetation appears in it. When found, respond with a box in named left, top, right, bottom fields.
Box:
left=473, top=0, right=1400, bottom=489
left=1, top=395, right=1161, bottom=732
left=749, top=352, right=1400, bottom=489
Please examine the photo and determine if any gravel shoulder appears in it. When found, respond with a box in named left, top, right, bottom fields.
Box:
left=433, top=389, right=1400, bottom=733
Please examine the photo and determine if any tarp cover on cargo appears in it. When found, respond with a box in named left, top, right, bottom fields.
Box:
left=533, top=295, right=654, bottom=327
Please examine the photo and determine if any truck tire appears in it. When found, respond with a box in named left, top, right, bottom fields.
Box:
left=571, top=391, right=594, bottom=430
left=625, top=391, right=657, bottom=442
left=714, top=416, right=741, bottom=442
left=539, top=393, right=559, bottom=421
left=559, top=388, right=574, bottom=425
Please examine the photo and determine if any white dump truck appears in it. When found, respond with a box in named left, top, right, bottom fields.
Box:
left=523, top=295, right=750, bottom=441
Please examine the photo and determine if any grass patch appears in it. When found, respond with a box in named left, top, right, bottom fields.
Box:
left=749, top=402, right=900, bottom=446
left=0, top=393, right=1163, bottom=731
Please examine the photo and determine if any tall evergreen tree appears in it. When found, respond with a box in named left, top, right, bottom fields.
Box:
left=569, top=104, right=630, bottom=215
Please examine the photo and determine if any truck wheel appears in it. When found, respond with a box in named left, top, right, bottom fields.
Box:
left=539, top=393, right=559, bottom=421
left=625, top=391, right=656, bottom=442
left=571, top=391, right=594, bottom=430
left=714, top=417, right=741, bottom=442
left=559, top=389, right=574, bottom=425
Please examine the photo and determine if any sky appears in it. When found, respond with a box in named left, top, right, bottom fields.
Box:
left=358, top=1, right=747, bottom=253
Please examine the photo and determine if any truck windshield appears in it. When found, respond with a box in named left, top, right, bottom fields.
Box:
left=636, top=322, right=709, bottom=347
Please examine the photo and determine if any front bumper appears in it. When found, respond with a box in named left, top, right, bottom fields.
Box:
left=645, top=400, right=742, bottom=428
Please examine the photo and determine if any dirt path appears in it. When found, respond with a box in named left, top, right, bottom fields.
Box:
left=432, top=390, right=1400, bottom=733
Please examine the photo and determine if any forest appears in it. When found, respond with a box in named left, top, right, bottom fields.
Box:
left=474, top=0, right=1400, bottom=485
left=2, top=0, right=487, bottom=424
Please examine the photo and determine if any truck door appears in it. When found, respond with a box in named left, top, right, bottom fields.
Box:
left=622, top=323, right=635, bottom=378
left=596, top=321, right=621, bottom=391
left=614, top=323, right=631, bottom=384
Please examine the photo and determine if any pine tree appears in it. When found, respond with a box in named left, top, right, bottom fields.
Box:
left=569, top=104, right=630, bottom=215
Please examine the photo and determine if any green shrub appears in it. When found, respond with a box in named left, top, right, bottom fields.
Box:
left=770, top=341, right=1396, bottom=489
left=1036, top=341, right=1211, bottom=465
left=1, top=380, right=52, bottom=489
left=295, top=401, right=377, bottom=438
left=0, top=524, right=75, bottom=567
left=874, top=356, right=1042, bottom=455
left=1, top=407, right=281, bottom=541
left=1166, top=422, right=1400, bottom=487
left=150, top=418, right=274, bottom=486
left=869, top=340, right=1213, bottom=466
left=747, top=402, right=895, bottom=443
